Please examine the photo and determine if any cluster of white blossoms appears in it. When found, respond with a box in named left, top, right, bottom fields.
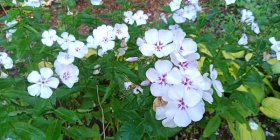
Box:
left=23, top=0, right=54, bottom=7
left=241, top=9, right=260, bottom=34
left=137, top=26, right=224, bottom=127
left=27, top=23, right=130, bottom=98
left=123, top=10, right=149, bottom=26
left=5, top=20, right=18, bottom=42
left=170, top=0, right=202, bottom=23
left=86, top=24, right=129, bottom=57
left=269, top=37, right=280, bottom=60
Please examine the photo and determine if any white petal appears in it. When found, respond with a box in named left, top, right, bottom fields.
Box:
left=40, top=67, right=53, bottom=79
left=27, top=84, right=41, bottom=97
left=144, top=29, right=158, bottom=44
left=47, top=77, right=59, bottom=89
left=162, top=117, right=177, bottom=128
left=168, top=85, right=185, bottom=101
left=269, top=37, right=277, bottom=45
left=180, top=38, right=198, bottom=56
left=139, top=44, right=154, bottom=56
left=161, top=44, right=175, bottom=56
left=158, top=30, right=173, bottom=45
left=174, top=110, right=191, bottom=127
left=213, top=80, right=224, bottom=97
left=166, top=68, right=182, bottom=84
left=27, top=71, right=41, bottom=83
left=150, top=83, right=169, bottom=97
left=40, top=86, right=53, bottom=99
left=146, top=68, right=159, bottom=83
left=155, top=60, right=173, bottom=75
left=185, top=88, right=202, bottom=107
left=187, top=102, right=205, bottom=121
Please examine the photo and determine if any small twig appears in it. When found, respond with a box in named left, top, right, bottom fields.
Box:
left=96, top=85, right=106, bottom=139
left=0, top=4, right=7, bottom=15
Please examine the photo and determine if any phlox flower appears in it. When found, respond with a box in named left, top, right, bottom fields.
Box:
left=269, top=37, right=280, bottom=60
left=224, top=0, right=236, bottom=5
left=173, top=9, right=187, bottom=23
left=209, top=64, right=224, bottom=97
left=169, top=0, right=182, bottom=12
left=41, top=29, right=58, bottom=47
left=241, top=9, right=254, bottom=25
left=172, top=30, right=198, bottom=57
left=57, top=32, right=76, bottom=50
left=56, top=52, right=74, bottom=65
left=138, top=29, right=174, bottom=58
left=183, top=5, right=199, bottom=21
left=93, top=25, right=116, bottom=53
left=132, top=10, right=149, bottom=26
left=113, top=24, right=130, bottom=42
left=27, top=68, right=59, bottom=99
left=146, top=60, right=174, bottom=100
left=5, top=20, right=17, bottom=42
left=155, top=92, right=205, bottom=127
left=86, top=35, right=99, bottom=49
left=123, top=11, right=135, bottom=25
left=238, top=33, right=248, bottom=45
left=54, top=61, right=79, bottom=88
left=251, top=22, right=260, bottom=34
left=170, top=53, right=199, bottom=70
left=68, top=41, right=88, bottom=59
left=0, top=52, right=13, bottom=69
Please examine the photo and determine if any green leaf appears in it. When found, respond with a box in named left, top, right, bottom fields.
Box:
left=203, top=115, right=221, bottom=137
left=54, top=107, right=81, bottom=123
left=260, top=97, right=280, bottom=120
left=46, top=120, right=62, bottom=140
left=14, top=122, right=46, bottom=140
left=63, top=125, right=100, bottom=140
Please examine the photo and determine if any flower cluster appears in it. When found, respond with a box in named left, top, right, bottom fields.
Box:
left=138, top=27, right=224, bottom=127
left=170, top=0, right=202, bottom=23
left=24, top=0, right=53, bottom=7
left=241, top=9, right=260, bottom=34
left=86, top=24, right=129, bottom=56
left=123, top=10, right=149, bottom=26
left=5, top=20, right=18, bottom=42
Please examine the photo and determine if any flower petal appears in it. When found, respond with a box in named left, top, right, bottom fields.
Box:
left=27, top=84, right=41, bottom=97
left=155, top=60, right=173, bottom=74
left=145, top=29, right=158, bottom=44
left=47, top=77, right=59, bottom=89
left=146, top=68, right=159, bottom=83
left=40, top=67, right=53, bottom=79
left=40, top=86, right=53, bottom=99
left=187, top=102, right=205, bottom=121
left=27, top=71, right=41, bottom=83
left=174, top=110, right=191, bottom=127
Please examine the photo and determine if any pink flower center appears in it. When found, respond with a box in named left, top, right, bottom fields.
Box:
left=178, top=98, right=187, bottom=110
left=63, top=71, right=71, bottom=80
left=158, top=74, right=167, bottom=85
left=116, top=29, right=122, bottom=35
left=182, top=77, right=192, bottom=89
left=75, top=47, right=81, bottom=52
left=154, top=41, right=164, bottom=51
left=178, top=61, right=189, bottom=69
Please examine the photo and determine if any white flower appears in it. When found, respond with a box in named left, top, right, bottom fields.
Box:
left=68, top=41, right=88, bottom=59
left=146, top=60, right=174, bottom=99
left=138, top=29, right=174, bottom=58
left=90, top=0, right=103, bottom=5
left=93, top=25, right=116, bottom=52
left=200, top=73, right=214, bottom=104
left=56, top=52, right=74, bottom=65
left=173, top=9, right=186, bottom=23
left=25, top=0, right=43, bottom=7
left=86, top=35, right=99, bottom=49
left=67, top=7, right=73, bottom=15
left=41, top=29, right=58, bottom=47
left=5, top=20, right=18, bottom=42
left=133, top=10, right=148, bottom=26
left=156, top=92, right=205, bottom=127
left=172, top=30, right=198, bottom=56
left=12, top=0, right=17, bottom=4
left=113, top=24, right=129, bottom=41
left=0, top=52, right=13, bottom=69
left=57, top=32, right=76, bottom=50
left=54, top=61, right=79, bottom=88
left=27, top=68, right=59, bottom=99
left=170, top=53, right=199, bottom=70
left=183, top=5, right=198, bottom=21
left=241, top=9, right=254, bottom=25
left=238, top=33, right=248, bottom=45
left=209, top=64, right=224, bottom=97
left=249, top=121, right=258, bottom=130
left=169, top=24, right=183, bottom=34
left=225, top=0, right=236, bottom=5
left=124, top=11, right=135, bottom=25
left=251, top=22, right=260, bottom=34
left=269, top=37, right=280, bottom=60
left=169, top=0, right=182, bottom=12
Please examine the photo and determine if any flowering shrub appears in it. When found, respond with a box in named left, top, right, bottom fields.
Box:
left=0, top=0, right=280, bottom=139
